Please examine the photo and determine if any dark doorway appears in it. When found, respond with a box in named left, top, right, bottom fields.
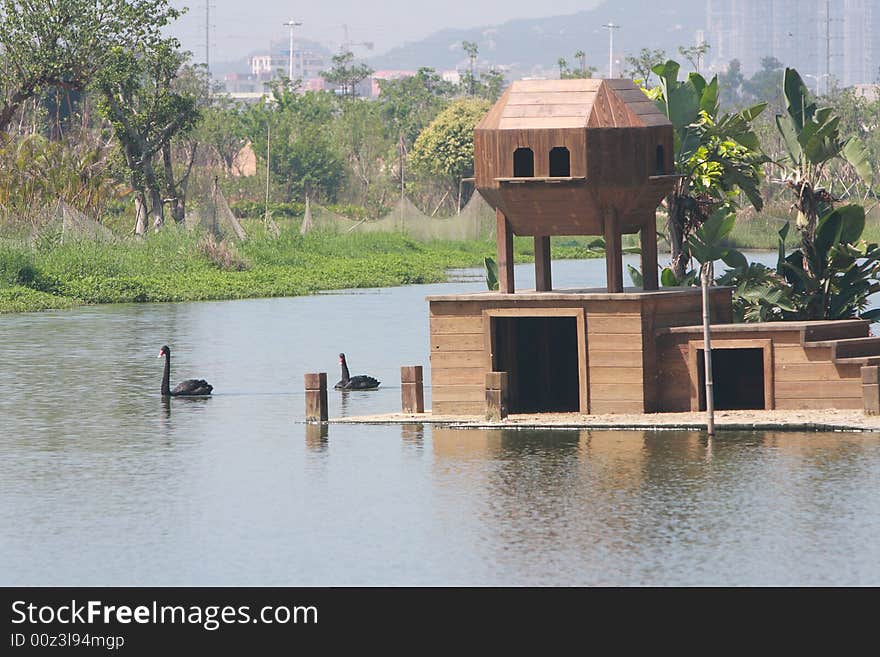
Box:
left=697, top=348, right=765, bottom=410
left=513, top=148, right=534, bottom=177
left=549, top=146, right=570, bottom=176
left=492, top=316, right=580, bottom=413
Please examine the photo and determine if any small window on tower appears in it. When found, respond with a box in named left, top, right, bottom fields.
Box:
left=656, top=145, right=665, bottom=174
left=549, top=147, right=571, bottom=177
left=513, top=148, right=534, bottom=177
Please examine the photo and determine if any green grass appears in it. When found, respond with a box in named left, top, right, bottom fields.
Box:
left=0, top=222, right=603, bottom=314
left=721, top=203, right=880, bottom=250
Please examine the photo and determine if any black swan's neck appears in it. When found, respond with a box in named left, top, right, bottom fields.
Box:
left=161, top=353, right=171, bottom=396
left=340, top=358, right=350, bottom=384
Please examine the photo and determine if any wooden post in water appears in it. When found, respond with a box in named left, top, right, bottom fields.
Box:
left=486, top=371, right=509, bottom=421
left=401, top=366, right=424, bottom=414
left=862, top=365, right=880, bottom=415
left=305, top=372, right=328, bottom=423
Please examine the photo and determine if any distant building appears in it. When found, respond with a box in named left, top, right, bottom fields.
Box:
left=706, top=0, right=880, bottom=88
left=371, top=70, right=416, bottom=97
left=441, top=70, right=461, bottom=85
left=853, top=83, right=880, bottom=101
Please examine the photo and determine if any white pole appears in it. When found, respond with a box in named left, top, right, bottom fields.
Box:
left=283, top=20, right=302, bottom=82
left=701, top=262, right=715, bottom=436
left=603, top=22, right=620, bottom=78
left=264, top=123, right=271, bottom=227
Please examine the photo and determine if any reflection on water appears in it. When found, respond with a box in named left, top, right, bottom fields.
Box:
left=2, top=258, right=880, bottom=585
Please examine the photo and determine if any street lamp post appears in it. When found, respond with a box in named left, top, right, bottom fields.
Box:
left=283, top=19, right=302, bottom=81
left=805, top=73, right=829, bottom=97
left=602, top=22, right=620, bottom=78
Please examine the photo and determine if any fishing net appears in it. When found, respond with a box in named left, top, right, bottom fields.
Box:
left=306, top=193, right=496, bottom=241
left=27, top=199, right=115, bottom=243
left=185, top=185, right=247, bottom=241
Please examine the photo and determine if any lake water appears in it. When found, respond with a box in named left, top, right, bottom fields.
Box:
left=2, top=253, right=880, bottom=586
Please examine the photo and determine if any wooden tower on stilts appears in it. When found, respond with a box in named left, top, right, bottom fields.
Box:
left=426, top=78, right=880, bottom=418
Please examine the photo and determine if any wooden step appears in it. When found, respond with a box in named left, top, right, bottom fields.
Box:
left=810, top=337, right=880, bottom=359
left=801, top=320, right=871, bottom=343
left=832, top=356, right=880, bottom=366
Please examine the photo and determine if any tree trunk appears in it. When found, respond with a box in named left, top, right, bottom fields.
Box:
left=134, top=193, right=149, bottom=235
left=149, top=187, right=164, bottom=231
left=667, top=192, right=689, bottom=281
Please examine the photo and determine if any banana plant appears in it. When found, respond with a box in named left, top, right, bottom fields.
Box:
left=649, top=60, right=767, bottom=282
left=774, top=68, right=874, bottom=262
left=777, top=204, right=880, bottom=320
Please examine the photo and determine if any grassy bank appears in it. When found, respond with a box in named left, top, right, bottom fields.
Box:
left=0, top=222, right=603, bottom=314
left=720, top=203, right=880, bottom=250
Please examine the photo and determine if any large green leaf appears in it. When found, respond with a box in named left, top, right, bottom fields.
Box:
left=688, top=209, right=736, bottom=264
left=816, top=204, right=866, bottom=255
left=842, top=137, right=874, bottom=187
left=698, top=76, right=719, bottom=116
left=627, top=264, right=643, bottom=287
left=783, top=68, right=812, bottom=131
left=775, top=113, right=802, bottom=165
left=660, top=267, right=679, bottom=287
left=721, top=248, right=748, bottom=271
left=484, top=256, right=498, bottom=291
left=776, top=222, right=790, bottom=275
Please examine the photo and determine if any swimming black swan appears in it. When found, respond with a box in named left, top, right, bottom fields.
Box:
left=159, top=345, right=213, bottom=397
left=335, top=353, right=380, bottom=390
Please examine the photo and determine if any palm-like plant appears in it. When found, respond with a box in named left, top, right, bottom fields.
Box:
left=774, top=68, right=874, bottom=272
left=649, top=60, right=767, bottom=282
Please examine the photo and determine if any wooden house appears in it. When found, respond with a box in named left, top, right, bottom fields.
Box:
left=427, top=79, right=880, bottom=418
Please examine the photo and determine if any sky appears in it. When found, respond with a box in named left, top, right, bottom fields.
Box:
left=169, top=0, right=603, bottom=64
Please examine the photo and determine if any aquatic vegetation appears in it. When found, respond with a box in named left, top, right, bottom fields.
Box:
left=0, top=226, right=603, bottom=313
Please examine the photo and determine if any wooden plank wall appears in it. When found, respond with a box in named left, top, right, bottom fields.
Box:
left=430, top=302, right=489, bottom=415
left=429, top=290, right=743, bottom=416
left=586, top=300, right=645, bottom=414
left=656, top=329, right=864, bottom=412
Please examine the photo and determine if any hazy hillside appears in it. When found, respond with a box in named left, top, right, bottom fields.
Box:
left=368, top=0, right=706, bottom=78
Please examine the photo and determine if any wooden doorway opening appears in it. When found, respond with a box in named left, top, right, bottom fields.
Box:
left=490, top=315, right=581, bottom=413
left=697, top=347, right=766, bottom=410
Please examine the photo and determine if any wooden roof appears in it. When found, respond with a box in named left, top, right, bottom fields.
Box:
left=475, top=78, right=671, bottom=130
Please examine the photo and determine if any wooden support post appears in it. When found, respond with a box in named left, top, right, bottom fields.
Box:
left=534, top=235, right=552, bottom=291
left=304, top=372, right=328, bottom=422
left=603, top=215, right=623, bottom=293
left=401, top=366, right=424, bottom=414
left=862, top=365, right=880, bottom=415
left=640, top=221, right=659, bottom=291
left=496, top=209, right=515, bottom=293
left=485, top=371, right=509, bottom=421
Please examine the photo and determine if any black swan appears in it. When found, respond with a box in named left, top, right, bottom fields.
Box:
left=159, top=345, right=213, bottom=397
left=335, top=353, right=380, bottom=390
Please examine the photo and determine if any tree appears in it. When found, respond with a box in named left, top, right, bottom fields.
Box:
left=333, top=99, right=395, bottom=213
left=717, top=59, right=745, bottom=109
left=409, top=98, right=490, bottom=211
left=772, top=67, right=874, bottom=315
left=557, top=58, right=568, bottom=78
left=650, top=60, right=767, bottom=281
left=624, top=48, right=667, bottom=87
left=377, top=68, right=454, bottom=146
left=0, top=0, right=181, bottom=133
left=678, top=42, right=711, bottom=73
left=195, top=96, right=248, bottom=176
left=320, top=51, right=373, bottom=98
left=558, top=52, right=597, bottom=80
left=742, top=57, right=784, bottom=112
left=462, top=41, right=478, bottom=96
left=94, top=38, right=200, bottom=233
left=243, top=82, right=344, bottom=202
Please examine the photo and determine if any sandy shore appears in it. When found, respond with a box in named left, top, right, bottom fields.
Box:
left=328, top=408, right=880, bottom=432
